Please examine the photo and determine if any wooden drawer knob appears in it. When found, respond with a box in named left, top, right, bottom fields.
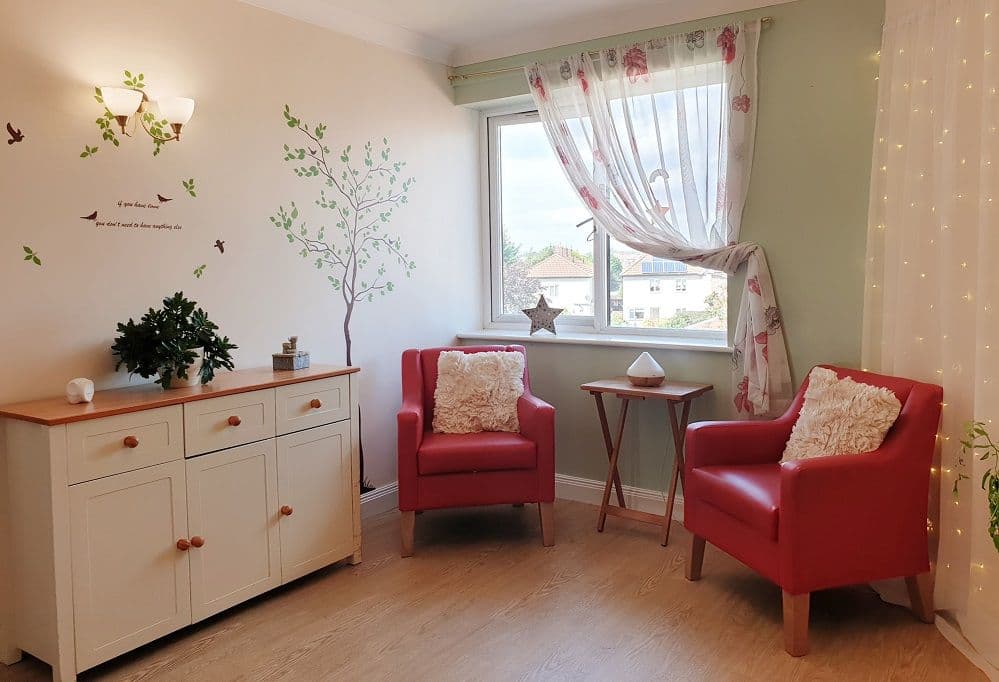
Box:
left=280, top=505, right=294, bottom=516
left=227, top=415, right=242, bottom=427
left=123, top=435, right=139, bottom=449
left=176, top=538, right=191, bottom=551
left=309, top=398, right=322, bottom=409
left=190, top=536, right=205, bottom=548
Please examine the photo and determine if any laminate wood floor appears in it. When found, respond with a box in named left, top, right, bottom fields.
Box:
left=3, top=500, right=984, bottom=681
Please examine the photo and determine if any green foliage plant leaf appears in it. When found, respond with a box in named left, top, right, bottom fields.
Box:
left=110, top=292, right=237, bottom=388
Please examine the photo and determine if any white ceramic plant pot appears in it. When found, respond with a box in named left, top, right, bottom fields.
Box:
left=627, top=351, right=666, bottom=387
left=160, top=348, right=205, bottom=389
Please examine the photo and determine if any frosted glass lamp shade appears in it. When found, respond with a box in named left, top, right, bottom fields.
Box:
left=157, top=97, right=195, bottom=125
left=99, top=87, right=142, bottom=116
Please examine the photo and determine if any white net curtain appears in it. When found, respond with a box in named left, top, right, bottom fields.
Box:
left=526, top=21, right=792, bottom=417
left=865, top=0, right=999, bottom=673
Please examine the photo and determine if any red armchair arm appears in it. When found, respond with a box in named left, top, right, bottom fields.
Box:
left=685, top=417, right=795, bottom=472
left=778, top=384, right=942, bottom=593
left=518, top=392, right=555, bottom=503
left=397, top=349, right=425, bottom=511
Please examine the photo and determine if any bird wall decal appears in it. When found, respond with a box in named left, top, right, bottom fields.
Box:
left=214, top=239, right=225, bottom=254
left=157, top=194, right=173, bottom=203
left=80, top=211, right=97, bottom=221
left=6, top=122, right=24, bottom=145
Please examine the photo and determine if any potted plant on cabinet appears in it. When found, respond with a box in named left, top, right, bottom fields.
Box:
left=111, top=292, right=238, bottom=388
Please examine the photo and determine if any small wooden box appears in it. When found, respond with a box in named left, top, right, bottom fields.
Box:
left=272, top=351, right=310, bottom=371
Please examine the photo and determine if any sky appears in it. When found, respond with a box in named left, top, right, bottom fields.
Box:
left=499, top=120, right=592, bottom=255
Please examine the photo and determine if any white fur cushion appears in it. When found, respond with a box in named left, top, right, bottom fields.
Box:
left=432, top=351, right=525, bottom=434
left=781, top=367, right=902, bottom=462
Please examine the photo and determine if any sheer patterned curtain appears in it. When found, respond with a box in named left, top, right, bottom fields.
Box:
left=526, top=21, right=792, bottom=417
left=865, top=0, right=999, bottom=674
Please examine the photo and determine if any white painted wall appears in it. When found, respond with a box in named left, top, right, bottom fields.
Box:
left=0, top=0, right=480, bottom=659
left=539, top=278, right=593, bottom=315
left=621, top=273, right=723, bottom=320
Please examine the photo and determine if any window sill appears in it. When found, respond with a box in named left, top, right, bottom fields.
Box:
left=456, top=329, right=733, bottom=353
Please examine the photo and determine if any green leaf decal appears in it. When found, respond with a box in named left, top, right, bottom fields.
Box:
left=21, top=246, right=41, bottom=266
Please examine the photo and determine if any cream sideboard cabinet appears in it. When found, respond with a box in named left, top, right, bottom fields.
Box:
left=0, top=365, right=361, bottom=681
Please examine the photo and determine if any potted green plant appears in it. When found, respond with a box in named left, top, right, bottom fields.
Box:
left=111, top=292, right=237, bottom=388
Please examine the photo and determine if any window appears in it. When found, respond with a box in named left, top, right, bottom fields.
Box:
left=487, top=111, right=727, bottom=342
left=489, top=112, right=593, bottom=322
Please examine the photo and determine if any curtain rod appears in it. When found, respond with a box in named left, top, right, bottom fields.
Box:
left=448, top=16, right=773, bottom=83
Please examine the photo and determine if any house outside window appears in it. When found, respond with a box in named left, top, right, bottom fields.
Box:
left=486, top=110, right=727, bottom=342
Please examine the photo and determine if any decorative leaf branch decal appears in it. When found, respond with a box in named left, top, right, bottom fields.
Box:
left=269, top=104, right=416, bottom=366
left=193, top=264, right=206, bottom=279
left=22, top=245, right=41, bottom=266
left=182, top=178, right=197, bottom=197
left=81, top=70, right=171, bottom=158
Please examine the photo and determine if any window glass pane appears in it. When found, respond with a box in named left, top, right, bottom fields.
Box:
left=497, top=119, right=594, bottom=317
left=609, top=238, right=726, bottom=331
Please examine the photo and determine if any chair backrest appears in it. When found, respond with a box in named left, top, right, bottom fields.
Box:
left=415, top=345, right=530, bottom=421
left=783, top=365, right=943, bottom=457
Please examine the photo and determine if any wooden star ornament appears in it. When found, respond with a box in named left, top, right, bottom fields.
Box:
left=522, top=295, right=563, bottom=335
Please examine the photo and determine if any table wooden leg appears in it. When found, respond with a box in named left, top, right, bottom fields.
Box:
left=662, top=399, right=692, bottom=546
left=598, top=397, right=630, bottom=532
left=593, top=392, right=626, bottom=508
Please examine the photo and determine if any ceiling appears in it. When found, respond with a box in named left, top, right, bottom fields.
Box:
left=241, top=0, right=795, bottom=66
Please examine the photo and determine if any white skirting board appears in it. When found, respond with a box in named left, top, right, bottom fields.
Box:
left=360, top=481, right=399, bottom=519
left=360, top=476, right=681, bottom=521
left=555, top=473, right=683, bottom=522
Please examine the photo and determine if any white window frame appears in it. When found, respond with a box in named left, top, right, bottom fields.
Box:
left=481, top=106, right=727, bottom=346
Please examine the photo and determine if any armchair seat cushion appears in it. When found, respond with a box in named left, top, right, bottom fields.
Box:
left=691, top=464, right=781, bottom=540
left=418, top=431, right=537, bottom=475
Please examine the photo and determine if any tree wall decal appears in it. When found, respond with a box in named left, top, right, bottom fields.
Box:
left=270, top=105, right=416, bottom=492
left=270, top=105, right=416, bottom=367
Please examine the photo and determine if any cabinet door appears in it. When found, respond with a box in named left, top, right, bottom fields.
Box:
left=70, top=460, right=191, bottom=671
left=277, top=422, right=354, bottom=582
left=186, top=440, right=281, bottom=622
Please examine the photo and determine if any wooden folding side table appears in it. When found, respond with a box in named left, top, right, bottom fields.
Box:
left=580, top=377, right=713, bottom=546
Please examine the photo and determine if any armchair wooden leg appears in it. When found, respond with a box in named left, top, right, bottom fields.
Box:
left=906, top=572, right=935, bottom=623
left=686, top=534, right=705, bottom=581
left=400, top=510, right=415, bottom=558
left=539, top=502, right=555, bottom=547
left=782, top=591, right=810, bottom=657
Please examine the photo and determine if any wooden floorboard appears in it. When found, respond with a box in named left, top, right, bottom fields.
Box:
left=2, top=500, right=984, bottom=681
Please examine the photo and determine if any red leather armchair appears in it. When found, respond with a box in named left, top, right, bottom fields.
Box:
left=397, top=345, right=555, bottom=556
left=683, top=366, right=942, bottom=656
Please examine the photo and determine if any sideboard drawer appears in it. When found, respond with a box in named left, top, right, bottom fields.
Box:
left=184, top=389, right=275, bottom=456
left=67, top=406, right=184, bottom=484
left=275, top=376, right=350, bottom=435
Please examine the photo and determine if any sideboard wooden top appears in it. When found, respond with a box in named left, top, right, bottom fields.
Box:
left=0, top=365, right=359, bottom=426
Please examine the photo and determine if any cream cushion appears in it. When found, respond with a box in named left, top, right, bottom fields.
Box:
left=432, top=351, right=525, bottom=434
left=781, top=367, right=902, bottom=462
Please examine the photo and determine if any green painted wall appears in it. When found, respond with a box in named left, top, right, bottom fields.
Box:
left=457, top=0, right=885, bottom=493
